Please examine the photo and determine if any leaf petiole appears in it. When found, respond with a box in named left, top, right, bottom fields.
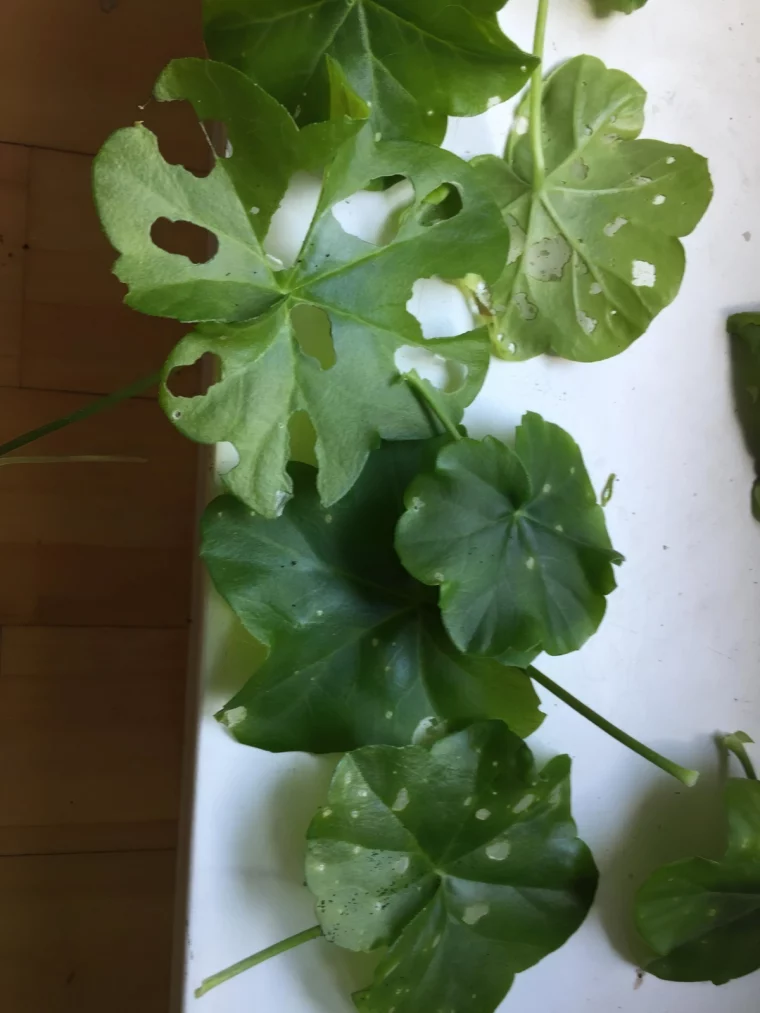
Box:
left=719, top=731, right=757, bottom=780
left=403, top=372, right=463, bottom=442
left=0, top=371, right=160, bottom=458
left=528, top=666, right=700, bottom=786
left=529, top=0, right=550, bottom=191
left=194, top=925, right=322, bottom=998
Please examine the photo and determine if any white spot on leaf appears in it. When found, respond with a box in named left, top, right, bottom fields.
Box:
left=221, top=706, right=247, bottom=729
left=652, top=194, right=666, bottom=205
left=632, top=260, right=656, bottom=287
left=525, top=235, right=572, bottom=281
left=392, top=788, right=410, bottom=812
left=462, top=903, right=490, bottom=926
left=485, top=840, right=511, bottom=861
left=604, top=217, right=628, bottom=237
left=513, top=793, right=535, bottom=814
left=514, top=115, right=529, bottom=135
left=513, top=292, right=538, bottom=320
left=577, top=310, right=597, bottom=335
left=475, top=808, right=491, bottom=821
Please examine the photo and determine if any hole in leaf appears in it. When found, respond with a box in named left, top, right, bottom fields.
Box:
left=265, top=172, right=322, bottom=269
left=200, top=120, right=230, bottom=160
left=165, top=352, right=222, bottom=398
left=331, top=177, right=414, bottom=246
left=151, top=218, right=219, bottom=264
left=394, top=345, right=468, bottom=393
left=291, top=304, right=336, bottom=370
left=289, top=410, right=317, bottom=467
left=406, top=278, right=474, bottom=338
left=416, top=183, right=463, bottom=227
left=216, top=441, right=240, bottom=475
left=148, top=100, right=214, bottom=178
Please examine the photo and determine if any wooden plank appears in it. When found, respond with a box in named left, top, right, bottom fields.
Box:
left=0, top=850, right=176, bottom=1013
left=0, top=0, right=205, bottom=158
left=0, top=627, right=187, bottom=855
left=0, top=388, right=198, bottom=626
left=0, top=143, right=28, bottom=386
left=22, top=147, right=190, bottom=395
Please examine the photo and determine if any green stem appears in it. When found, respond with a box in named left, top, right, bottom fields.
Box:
left=404, top=373, right=462, bottom=442
left=0, top=371, right=160, bottom=459
left=529, top=0, right=550, bottom=191
left=720, top=732, right=757, bottom=780
left=0, top=455, right=146, bottom=466
left=195, top=926, right=322, bottom=999
left=528, top=667, right=700, bottom=787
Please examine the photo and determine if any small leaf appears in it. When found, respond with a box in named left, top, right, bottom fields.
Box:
left=636, top=775, right=760, bottom=985
left=727, top=312, right=760, bottom=521
left=470, top=55, right=712, bottom=361
left=306, top=721, right=597, bottom=1013
left=95, top=60, right=509, bottom=516
left=396, top=412, right=623, bottom=663
left=202, top=441, right=544, bottom=753
left=204, top=0, right=536, bottom=144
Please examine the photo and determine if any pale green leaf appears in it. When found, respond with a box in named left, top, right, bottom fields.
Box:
left=470, top=56, right=712, bottom=361
left=94, top=59, right=508, bottom=516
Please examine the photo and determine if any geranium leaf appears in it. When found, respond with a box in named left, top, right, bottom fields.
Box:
left=202, top=440, right=544, bottom=753
left=636, top=773, right=760, bottom=984
left=204, top=0, right=536, bottom=145
left=306, top=721, right=597, bottom=1013
left=727, top=312, right=760, bottom=521
left=94, top=61, right=508, bottom=516
left=395, top=412, right=623, bottom=663
left=469, top=55, right=712, bottom=362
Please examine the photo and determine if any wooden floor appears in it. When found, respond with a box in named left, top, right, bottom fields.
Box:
left=0, top=2, right=204, bottom=1010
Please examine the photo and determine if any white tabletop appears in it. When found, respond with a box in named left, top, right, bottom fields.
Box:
left=179, top=1, right=760, bottom=1010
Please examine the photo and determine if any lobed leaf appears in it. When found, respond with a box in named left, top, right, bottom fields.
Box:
left=202, top=440, right=544, bottom=753
left=396, top=412, right=623, bottom=665
left=306, top=721, right=597, bottom=1013
left=204, top=0, right=536, bottom=144
left=636, top=775, right=760, bottom=984
left=469, top=55, right=712, bottom=361
left=94, top=58, right=509, bottom=516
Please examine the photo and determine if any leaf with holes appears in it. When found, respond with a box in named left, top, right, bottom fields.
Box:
left=395, top=412, right=623, bottom=664
left=636, top=745, right=760, bottom=984
left=204, top=0, right=536, bottom=145
left=728, top=313, right=760, bottom=521
left=306, top=721, right=597, bottom=1013
left=468, top=55, right=712, bottom=362
left=94, top=60, right=508, bottom=516
left=203, top=439, right=544, bottom=753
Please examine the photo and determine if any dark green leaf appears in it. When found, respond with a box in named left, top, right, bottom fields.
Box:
left=636, top=777, right=760, bottom=984
left=727, top=312, right=760, bottom=522
left=306, top=721, right=597, bottom=1013
left=94, top=60, right=507, bottom=516
left=204, top=0, right=536, bottom=144
left=202, top=441, right=544, bottom=753
left=395, top=412, right=623, bottom=663
left=469, top=55, right=712, bottom=361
